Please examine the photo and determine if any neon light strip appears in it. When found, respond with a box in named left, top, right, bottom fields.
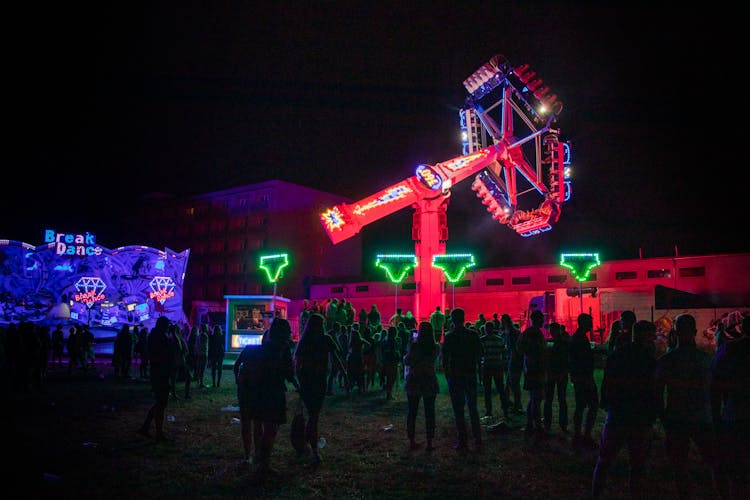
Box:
left=442, top=151, right=489, bottom=172
left=352, top=185, right=413, bottom=216
left=432, top=253, right=476, bottom=283
left=559, top=253, right=601, bottom=282
left=259, top=253, right=289, bottom=283
left=375, top=254, right=418, bottom=284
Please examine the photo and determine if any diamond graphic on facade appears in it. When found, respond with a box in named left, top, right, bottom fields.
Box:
left=74, top=277, right=107, bottom=308
left=149, top=276, right=176, bottom=304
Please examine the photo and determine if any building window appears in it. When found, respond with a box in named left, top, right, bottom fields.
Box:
left=453, top=280, right=470, bottom=288
left=355, top=285, right=369, bottom=292
left=616, top=271, right=637, bottom=280
left=486, top=278, right=504, bottom=286
left=401, top=282, right=417, bottom=290
left=512, top=276, right=531, bottom=285
left=547, top=275, right=567, bottom=283
left=648, top=269, right=671, bottom=278
left=330, top=286, right=344, bottom=293
left=679, top=266, right=705, bottom=277
left=588, top=273, right=597, bottom=281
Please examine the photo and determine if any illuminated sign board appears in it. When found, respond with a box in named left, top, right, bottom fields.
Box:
left=415, top=164, right=443, bottom=191
left=149, top=276, right=176, bottom=304
left=352, top=185, right=413, bottom=216
left=259, top=254, right=289, bottom=284
left=559, top=252, right=601, bottom=282
left=231, top=334, right=264, bottom=348
left=375, top=254, right=418, bottom=284
left=45, top=229, right=103, bottom=256
left=321, top=206, right=346, bottom=232
left=432, top=253, right=476, bottom=283
left=74, top=277, right=106, bottom=308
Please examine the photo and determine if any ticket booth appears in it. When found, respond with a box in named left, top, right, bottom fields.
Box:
left=224, top=295, right=290, bottom=352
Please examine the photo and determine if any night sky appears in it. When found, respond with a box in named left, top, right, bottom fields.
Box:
left=5, top=4, right=745, bottom=269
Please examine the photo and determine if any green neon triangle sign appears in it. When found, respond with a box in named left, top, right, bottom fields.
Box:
left=375, top=254, right=417, bottom=284
left=559, top=252, right=600, bottom=282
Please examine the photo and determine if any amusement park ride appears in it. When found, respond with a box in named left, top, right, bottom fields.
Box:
left=320, top=54, right=573, bottom=321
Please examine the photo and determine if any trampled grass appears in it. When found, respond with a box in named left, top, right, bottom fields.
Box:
left=6, top=359, right=720, bottom=499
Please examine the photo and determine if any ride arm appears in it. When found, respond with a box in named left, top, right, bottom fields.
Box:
left=320, top=144, right=507, bottom=244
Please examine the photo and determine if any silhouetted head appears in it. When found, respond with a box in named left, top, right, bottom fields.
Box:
left=577, top=313, right=593, bottom=330
left=530, top=310, right=544, bottom=326
left=266, top=317, right=292, bottom=344
left=620, top=310, right=637, bottom=330
left=633, top=320, right=657, bottom=355
left=302, top=313, right=325, bottom=338
left=417, top=321, right=435, bottom=344
left=548, top=322, right=563, bottom=338
left=674, top=314, right=697, bottom=343
left=451, top=308, right=465, bottom=325
left=156, top=316, right=171, bottom=332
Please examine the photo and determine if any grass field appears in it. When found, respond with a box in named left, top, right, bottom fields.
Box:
left=6, top=358, right=720, bottom=499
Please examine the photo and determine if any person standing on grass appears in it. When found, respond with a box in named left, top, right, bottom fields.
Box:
left=655, top=314, right=720, bottom=498
left=367, top=304, right=381, bottom=333
left=293, top=313, right=347, bottom=465
left=608, top=310, right=637, bottom=355
left=591, top=319, right=659, bottom=499
left=501, top=314, right=524, bottom=414
left=325, top=322, right=345, bottom=395
left=114, top=324, right=133, bottom=380
left=80, top=325, right=95, bottom=369
left=234, top=318, right=299, bottom=474
left=543, top=322, right=570, bottom=433
left=403, top=321, right=439, bottom=451
left=66, top=325, right=86, bottom=375
left=208, top=324, right=225, bottom=388
left=138, top=316, right=176, bottom=442
left=168, top=323, right=188, bottom=399
left=194, top=323, right=209, bottom=388
left=345, top=323, right=369, bottom=395
left=569, top=313, right=599, bottom=449
left=135, top=325, right=149, bottom=380
left=429, top=306, right=446, bottom=368
left=479, top=319, right=510, bottom=420
left=442, top=307, right=483, bottom=450
left=362, top=325, right=377, bottom=391
left=516, top=309, right=547, bottom=437
left=380, top=326, right=401, bottom=400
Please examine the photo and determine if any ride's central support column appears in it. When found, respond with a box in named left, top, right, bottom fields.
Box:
left=412, top=196, right=449, bottom=322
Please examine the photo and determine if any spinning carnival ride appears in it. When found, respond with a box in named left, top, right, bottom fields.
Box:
left=320, top=54, right=573, bottom=321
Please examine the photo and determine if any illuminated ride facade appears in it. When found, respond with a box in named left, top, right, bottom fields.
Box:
left=320, top=54, right=572, bottom=320
left=0, top=229, right=189, bottom=329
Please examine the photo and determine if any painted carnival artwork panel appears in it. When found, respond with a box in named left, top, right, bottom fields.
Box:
left=0, top=229, right=189, bottom=329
